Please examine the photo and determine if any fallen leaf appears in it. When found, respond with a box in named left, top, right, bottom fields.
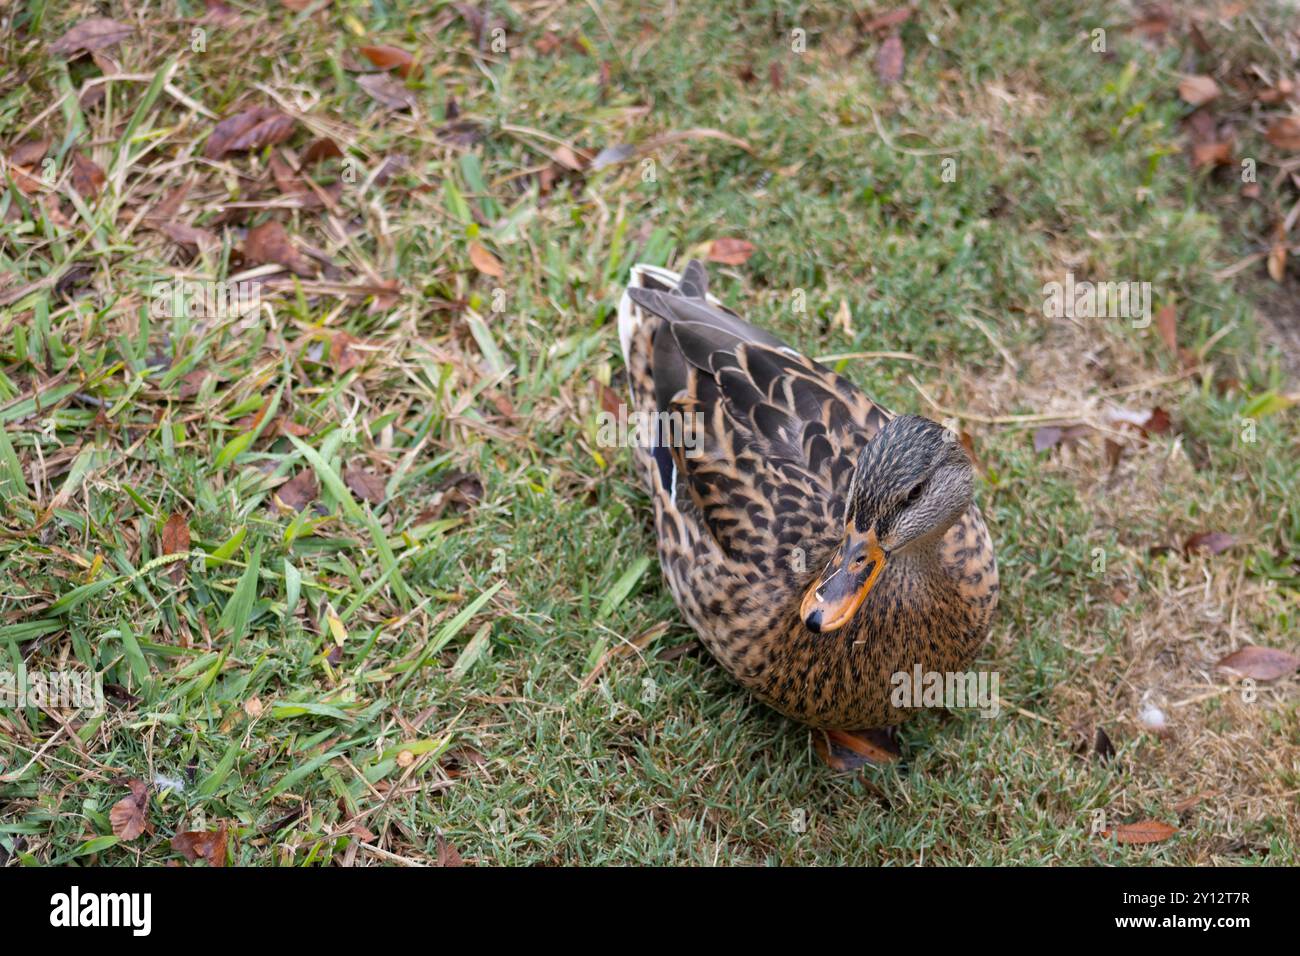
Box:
left=109, top=779, right=150, bottom=841
left=1178, top=75, right=1219, bottom=106
left=161, top=512, right=190, bottom=583
left=535, top=32, right=563, bottom=55
left=244, top=696, right=264, bottom=719
left=177, top=370, right=211, bottom=399
left=1184, top=531, right=1239, bottom=555
left=469, top=241, right=503, bottom=277
left=1216, top=645, right=1299, bottom=681
left=49, top=18, right=133, bottom=57
left=10, top=138, right=50, bottom=167
left=425, top=471, right=483, bottom=519
left=1154, top=303, right=1177, bottom=353
left=875, top=34, right=905, bottom=85
left=275, top=470, right=318, bottom=512
left=358, top=73, right=415, bottom=110
left=1102, top=820, right=1177, bottom=844
left=244, top=220, right=315, bottom=276
left=1268, top=237, right=1287, bottom=282
left=330, top=331, right=364, bottom=373
left=203, top=107, right=296, bottom=160
left=861, top=8, right=913, bottom=33
left=70, top=152, right=105, bottom=199
left=1142, top=406, right=1172, bottom=435
left=344, top=464, right=386, bottom=504
left=360, top=44, right=415, bottom=78
left=1191, top=141, right=1233, bottom=167
left=1266, top=116, right=1300, bottom=151
left=436, top=834, right=464, bottom=867
left=160, top=222, right=218, bottom=251
left=1093, top=726, right=1115, bottom=762
left=301, top=137, right=344, bottom=165
left=171, top=823, right=228, bottom=867
left=707, top=238, right=756, bottom=266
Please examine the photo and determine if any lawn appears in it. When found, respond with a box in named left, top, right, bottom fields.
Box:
left=0, top=0, right=1297, bottom=866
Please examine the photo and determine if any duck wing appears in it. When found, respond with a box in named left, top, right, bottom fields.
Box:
left=623, top=260, right=890, bottom=559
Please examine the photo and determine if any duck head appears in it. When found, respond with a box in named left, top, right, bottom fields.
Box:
left=800, top=415, right=975, bottom=633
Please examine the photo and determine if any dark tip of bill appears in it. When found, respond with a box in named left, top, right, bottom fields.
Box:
left=804, top=610, right=822, bottom=633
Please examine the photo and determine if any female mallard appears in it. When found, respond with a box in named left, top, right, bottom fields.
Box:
left=618, top=260, right=998, bottom=767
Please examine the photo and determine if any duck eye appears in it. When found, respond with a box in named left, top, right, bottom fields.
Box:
left=904, top=482, right=925, bottom=505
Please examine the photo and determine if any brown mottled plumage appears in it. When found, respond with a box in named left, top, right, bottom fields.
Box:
left=618, top=261, right=998, bottom=733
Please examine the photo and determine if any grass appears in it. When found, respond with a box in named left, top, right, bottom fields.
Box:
left=1, top=0, right=1297, bottom=865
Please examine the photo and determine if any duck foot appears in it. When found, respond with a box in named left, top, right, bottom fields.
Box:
left=814, top=728, right=900, bottom=771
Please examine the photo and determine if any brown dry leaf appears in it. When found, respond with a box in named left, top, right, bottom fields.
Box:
left=343, top=464, right=386, bottom=504
left=1216, top=645, right=1300, bottom=681
left=468, top=241, right=504, bottom=277
left=875, top=34, right=905, bottom=85
left=330, top=331, right=364, bottom=373
left=436, top=834, right=464, bottom=867
left=160, top=222, right=217, bottom=252
left=301, top=137, right=344, bottom=165
left=1266, top=116, right=1300, bottom=151
left=861, top=8, right=913, bottom=32
left=244, top=220, right=315, bottom=276
left=10, top=138, right=50, bottom=167
left=424, top=471, right=483, bottom=520
left=275, top=470, right=319, bottom=512
left=203, top=107, right=296, bottom=160
left=1154, top=303, right=1177, bottom=353
left=244, top=695, right=264, bottom=718
left=109, top=779, right=150, bottom=841
left=1103, top=820, right=1177, bottom=844
left=1267, top=237, right=1287, bottom=282
left=70, top=152, right=105, bottom=199
left=1143, top=407, right=1172, bottom=435
left=707, top=238, right=756, bottom=266
left=1191, top=141, right=1233, bottom=168
left=360, top=44, right=415, bottom=77
left=358, top=72, right=415, bottom=110
left=1184, top=531, right=1240, bottom=556
left=535, top=32, right=563, bottom=55
left=161, top=512, right=191, bottom=584
left=50, top=17, right=133, bottom=56
left=597, top=380, right=621, bottom=417
left=171, top=822, right=228, bottom=867
left=1178, top=75, right=1219, bottom=106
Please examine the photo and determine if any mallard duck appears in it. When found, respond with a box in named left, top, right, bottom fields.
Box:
left=617, top=260, right=998, bottom=767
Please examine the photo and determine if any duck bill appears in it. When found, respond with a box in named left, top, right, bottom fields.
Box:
left=800, top=528, right=887, bottom=633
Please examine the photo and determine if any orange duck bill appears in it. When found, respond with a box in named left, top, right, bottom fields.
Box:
left=799, top=527, right=887, bottom=633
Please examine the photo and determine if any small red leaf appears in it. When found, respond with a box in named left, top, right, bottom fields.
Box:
left=1102, top=820, right=1177, bottom=844
left=875, top=34, right=905, bottom=85
left=359, top=45, right=415, bottom=78
left=706, top=238, right=755, bottom=266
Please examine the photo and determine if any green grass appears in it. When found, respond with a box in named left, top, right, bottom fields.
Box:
left=1, top=0, right=1297, bottom=865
